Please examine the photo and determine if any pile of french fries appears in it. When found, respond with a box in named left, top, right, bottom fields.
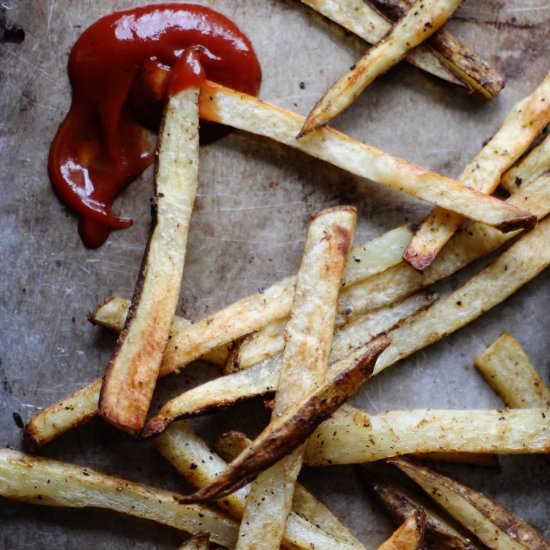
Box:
left=4, top=2, right=550, bottom=548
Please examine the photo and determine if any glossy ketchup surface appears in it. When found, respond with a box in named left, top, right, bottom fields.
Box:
left=49, top=4, right=261, bottom=247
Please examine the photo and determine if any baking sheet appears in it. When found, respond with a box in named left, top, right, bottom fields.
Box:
left=1, top=0, right=550, bottom=547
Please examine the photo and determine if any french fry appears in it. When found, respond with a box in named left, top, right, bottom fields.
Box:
left=300, top=0, right=463, bottom=135
left=390, top=458, right=550, bottom=550
left=214, top=430, right=364, bottom=548
left=171, top=337, right=389, bottom=502
left=229, top=292, right=436, bottom=373
left=363, top=473, right=480, bottom=549
left=378, top=511, right=426, bottom=550
left=0, top=449, right=237, bottom=547
left=501, top=134, right=550, bottom=194
left=233, top=206, right=356, bottom=550
left=178, top=534, right=210, bottom=550
left=404, top=71, right=550, bottom=270
left=369, top=0, right=505, bottom=98
left=100, top=84, right=201, bottom=434
left=223, top=318, right=286, bottom=374
left=299, top=0, right=504, bottom=97
left=304, top=406, right=550, bottom=465
left=300, top=0, right=460, bottom=86
left=475, top=333, right=550, bottom=408
left=156, top=421, right=365, bottom=550
left=199, top=82, right=534, bottom=231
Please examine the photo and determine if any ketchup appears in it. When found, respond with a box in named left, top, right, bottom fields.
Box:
left=49, top=4, right=261, bottom=247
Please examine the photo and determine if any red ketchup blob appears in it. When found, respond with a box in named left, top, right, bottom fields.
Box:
left=49, top=4, right=261, bottom=247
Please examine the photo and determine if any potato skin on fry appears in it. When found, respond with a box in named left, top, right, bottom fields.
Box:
left=390, top=458, right=550, bottom=550
left=370, top=0, right=504, bottom=98
left=156, top=421, right=365, bottom=550
left=363, top=473, right=480, bottom=550
left=235, top=206, right=356, bottom=550
left=173, top=335, right=389, bottom=502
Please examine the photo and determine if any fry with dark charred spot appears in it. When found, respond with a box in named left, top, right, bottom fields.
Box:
left=156, top=421, right=366, bottom=550
left=300, top=0, right=463, bottom=135
left=99, top=60, right=203, bottom=434
left=390, top=457, right=549, bottom=550
left=369, top=0, right=505, bottom=98
left=362, top=472, right=480, bottom=549
left=213, top=430, right=364, bottom=548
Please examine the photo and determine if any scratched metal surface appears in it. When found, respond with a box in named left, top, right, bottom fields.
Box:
left=1, top=0, right=550, bottom=547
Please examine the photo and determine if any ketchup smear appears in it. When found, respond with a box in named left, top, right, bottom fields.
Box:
left=49, top=4, right=261, bottom=247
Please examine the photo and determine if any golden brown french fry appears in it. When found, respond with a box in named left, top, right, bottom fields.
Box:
left=501, top=134, right=550, bottom=194
left=159, top=277, right=294, bottom=376
left=378, top=511, right=426, bottom=550
left=234, top=207, right=356, bottom=550
left=178, top=534, right=210, bottom=550
left=475, top=333, right=550, bottom=408
left=174, top=337, right=389, bottom=503
left=199, top=82, right=534, bottom=231
left=300, top=0, right=463, bottom=135
left=26, top=175, right=550, bottom=447
left=214, top=431, right=364, bottom=548
left=100, top=85, right=201, bottom=434
left=305, top=406, right=550, bottom=465
left=363, top=473, right=480, bottom=550
left=404, top=71, right=550, bottom=270
left=156, top=421, right=365, bottom=550
left=299, top=0, right=462, bottom=86
left=0, top=449, right=237, bottom=547
left=391, top=458, right=550, bottom=550
left=369, top=0, right=505, bottom=98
